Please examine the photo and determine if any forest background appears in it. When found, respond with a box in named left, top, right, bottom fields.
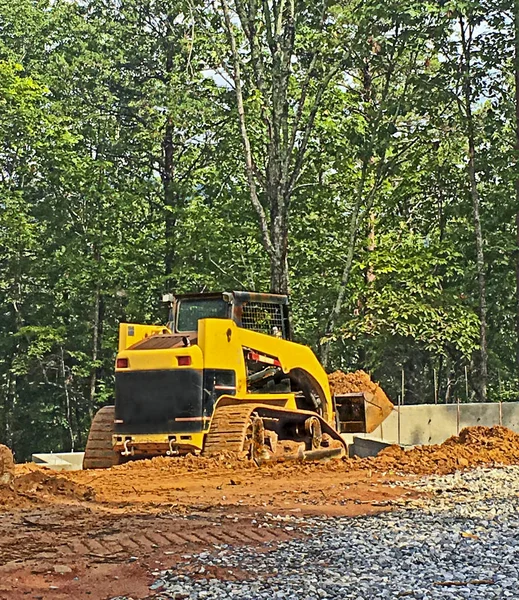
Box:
left=1, top=0, right=519, bottom=460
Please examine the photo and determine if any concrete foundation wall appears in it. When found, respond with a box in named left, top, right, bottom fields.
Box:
left=363, top=401, right=519, bottom=447
left=502, top=403, right=519, bottom=432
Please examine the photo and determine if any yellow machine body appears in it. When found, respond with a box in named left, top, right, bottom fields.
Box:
left=83, top=291, right=393, bottom=468
left=112, top=318, right=332, bottom=456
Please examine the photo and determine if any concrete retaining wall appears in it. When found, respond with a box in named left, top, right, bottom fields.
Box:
left=363, top=401, right=519, bottom=447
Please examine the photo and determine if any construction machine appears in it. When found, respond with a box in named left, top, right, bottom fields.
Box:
left=83, top=291, right=393, bottom=468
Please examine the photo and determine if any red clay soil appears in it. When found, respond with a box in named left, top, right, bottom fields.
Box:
left=3, top=425, right=519, bottom=514
left=0, top=445, right=14, bottom=486
left=328, top=369, right=392, bottom=406
left=354, top=425, right=519, bottom=476
left=2, top=425, right=519, bottom=598
left=0, top=458, right=410, bottom=600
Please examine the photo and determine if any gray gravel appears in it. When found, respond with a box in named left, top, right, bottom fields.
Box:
left=121, top=466, right=519, bottom=599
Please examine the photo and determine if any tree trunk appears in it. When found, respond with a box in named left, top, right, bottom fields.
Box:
left=60, top=347, right=75, bottom=451
left=220, top=0, right=275, bottom=277
left=514, top=0, right=519, bottom=376
left=320, top=158, right=370, bottom=367
left=221, top=0, right=320, bottom=298
left=163, top=122, right=176, bottom=285
left=88, top=285, right=104, bottom=421
left=269, top=213, right=289, bottom=294
left=467, top=134, right=488, bottom=401
left=459, top=16, right=488, bottom=401
left=163, top=14, right=178, bottom=288
left=4, top=368, right=15, bottom=449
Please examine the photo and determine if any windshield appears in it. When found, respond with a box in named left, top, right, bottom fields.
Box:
left=176, top=298, right=229, bottom=332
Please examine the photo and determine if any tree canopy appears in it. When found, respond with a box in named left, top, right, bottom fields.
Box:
left=1, top=0, right=519, bottom=459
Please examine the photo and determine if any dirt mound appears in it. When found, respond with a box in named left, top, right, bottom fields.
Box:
left=0, top=444, right=15, bottom=486
left=5, top=426, right=519, bottom=513
left=0, top=469, right=95, bottom=511
left=361, top=425, right=519, bottom=475
left=114, top=451, right=252, bottom=474
left=328, top=370, right=393, bottom=432
left=328, top=370, right=382, bottom=395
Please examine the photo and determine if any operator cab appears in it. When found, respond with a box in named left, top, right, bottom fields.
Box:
left=162, top=291, right=291, bottom=341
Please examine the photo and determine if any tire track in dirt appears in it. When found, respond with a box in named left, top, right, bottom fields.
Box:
left=0, top=507, right=293, bottom=568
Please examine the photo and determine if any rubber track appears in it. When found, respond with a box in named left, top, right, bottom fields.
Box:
left=83, top=406, right=117, bottom=469
left=202, top=402, right=348, bottom=457
left=202, top=404, right=256, bottom=455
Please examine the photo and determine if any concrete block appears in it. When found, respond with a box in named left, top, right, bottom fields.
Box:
left=347, top=400, right=519, bottom=449
left=371, top=405, right=458, bottom=446
left=501, top=402, right=519, bottom=433
left=371, top=409, right=399, bottom=443
left=400, top=404, right=459, bottom=446
left=32, top=452, right=85, bottom=471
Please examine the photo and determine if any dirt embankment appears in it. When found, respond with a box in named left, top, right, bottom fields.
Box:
left=2, top=425, right=519, bottom=599
left=361, top=425, right=519, bottom=476
left=0, top=467, right=95, bottom=511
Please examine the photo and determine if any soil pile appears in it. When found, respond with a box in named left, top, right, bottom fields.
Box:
left=362, top=425, right=519, bottom=475
left=328, top=370, right=393, bottom=432
left=0, top=469, right=95, bottom=510
left=328, top=370, right=385, bottom=396
left=115, top=450, right=251, bottom=473
left=0, top=444, right=15, bottom=486
left=4, top=426, right=519, bottom=513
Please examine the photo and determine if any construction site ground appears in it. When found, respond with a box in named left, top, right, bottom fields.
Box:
left=2, top=425, right=519, bottom=600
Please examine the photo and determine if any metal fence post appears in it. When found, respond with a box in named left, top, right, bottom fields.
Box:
left=401, top=368, right=405, bottom=406
left=397, top=394, right=401, bottom=446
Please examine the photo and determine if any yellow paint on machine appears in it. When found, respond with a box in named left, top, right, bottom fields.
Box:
left=118, top=323, right=172, bottom=352
left=116, top=318, right=335, bottom=423
left=111, top=317, right=342, bottom=461
left=116, top=343, right=204, bottom=371
left=198, top=319, right=333, bottom=423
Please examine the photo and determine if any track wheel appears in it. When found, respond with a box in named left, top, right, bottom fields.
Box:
left=243, top=415, right=270, bottom=462
left=251, top=416, right=267, bottom=461
left=305, top=416, right=322, bottom=451
left=83, top=406, right=118, bottom=469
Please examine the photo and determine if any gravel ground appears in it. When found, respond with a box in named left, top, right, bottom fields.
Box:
left=119, top=466, right=519, bottom=600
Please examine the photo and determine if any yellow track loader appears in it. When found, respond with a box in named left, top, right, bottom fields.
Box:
left=83, top=291, right=393, bottom=468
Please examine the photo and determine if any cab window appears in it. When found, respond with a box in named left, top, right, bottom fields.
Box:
left=177, top=298, right=229, bottom=332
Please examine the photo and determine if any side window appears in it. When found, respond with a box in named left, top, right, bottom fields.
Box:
left=240, top=302, right=286, bottom=338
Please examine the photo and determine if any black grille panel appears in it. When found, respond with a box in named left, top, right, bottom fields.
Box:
left=115, top=369, right=203, bottom=434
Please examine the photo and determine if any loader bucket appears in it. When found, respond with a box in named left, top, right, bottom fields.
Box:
left=334, top=391, right=394, bottom=434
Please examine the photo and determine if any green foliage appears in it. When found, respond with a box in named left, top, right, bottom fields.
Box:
left=340, top=230, right=480, bottom=357
left=0, top=0, right=518, bottom=460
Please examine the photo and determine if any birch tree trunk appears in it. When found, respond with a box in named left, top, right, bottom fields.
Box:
left=514, top=0, right=519, bottom=376
left=220, top=0, right=341, bottom=295
left=459, top=16, right=488, bottom=401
